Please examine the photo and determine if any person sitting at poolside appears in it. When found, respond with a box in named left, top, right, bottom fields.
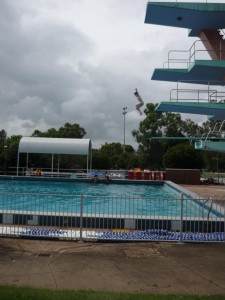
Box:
left=35, top=168, right=42, bottom=176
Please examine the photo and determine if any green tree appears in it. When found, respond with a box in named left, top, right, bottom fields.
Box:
left=132, top=103, right=204, bottom=170
left=94, top=142, right=136, bottom=169
left=92, top=150, right=110, bottom=169
left=7, top=135, right=22, bottom=167
left=163, top=143, right=205, bottom=169
left=30, top=123, right=87, bottom=169
left=132, top=103, right=164, bottom=169
left=32, top=122, right=86, bottom=139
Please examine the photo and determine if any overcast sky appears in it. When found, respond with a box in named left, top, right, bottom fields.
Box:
left=0, top=0, right=213, bottom=149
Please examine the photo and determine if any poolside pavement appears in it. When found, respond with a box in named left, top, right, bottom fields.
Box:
left=0, top=184, right=225, bottom=295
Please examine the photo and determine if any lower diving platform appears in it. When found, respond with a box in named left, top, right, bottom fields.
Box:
left=195, top=141, right=225, bottom=152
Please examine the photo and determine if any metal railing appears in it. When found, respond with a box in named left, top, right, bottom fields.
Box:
left=0, top=168, right=128, bottom=179
left=0, top=192, right=224, bottom=242
left=149, top=1, right=221, bottom=3
left=170, top=87, right=225, bottom=103
left=202, top=120, right=225, bottom=140
left=149, top=0, right=218, bottom=3
left=163, top=39, right=225, bottom=69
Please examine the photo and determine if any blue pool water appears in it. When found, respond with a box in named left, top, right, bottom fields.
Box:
left=0, top=179, right=176, bottom=197
left=0, top=179, right=213, bottom=217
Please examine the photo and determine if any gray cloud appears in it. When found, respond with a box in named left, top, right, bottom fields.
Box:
left=0, top=0, right=204, bottom=148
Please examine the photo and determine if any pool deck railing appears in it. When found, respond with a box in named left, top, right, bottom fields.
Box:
left=0, top=188, right=224, bottom=243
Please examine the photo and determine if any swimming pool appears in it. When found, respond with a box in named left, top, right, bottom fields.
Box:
left=0, top=178, right=218, bottom=218
left=0, top=179, right=176, bottom=197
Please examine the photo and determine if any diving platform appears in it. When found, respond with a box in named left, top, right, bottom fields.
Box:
left=155, top=102, right=225, bottom=121
left=145, top=2, right=225, bottom=37
left=152, top=60, right=225, bottom=85
left=195, top=140, right=225, bottom=153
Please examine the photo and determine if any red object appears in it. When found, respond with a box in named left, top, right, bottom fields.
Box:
left=135, top=171, right=142, bottom=180
left=128, top=170, right=134, bottom=180
left=144, top=171, right=150, bottom=180
left=161, top=171, right=165, bottom=180
left=154, top=171, right=159, bottom=180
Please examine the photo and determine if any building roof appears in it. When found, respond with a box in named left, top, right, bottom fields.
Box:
left=18, top=137, right=92, bottom=155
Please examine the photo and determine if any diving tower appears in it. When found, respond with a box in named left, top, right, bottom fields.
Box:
left=145, top=1, right=225, bottom=120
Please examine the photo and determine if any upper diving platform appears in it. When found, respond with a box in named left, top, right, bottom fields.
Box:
left=145, top=2, right=225, bottom=37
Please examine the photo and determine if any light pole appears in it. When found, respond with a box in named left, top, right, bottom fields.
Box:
left=4, top=145, right=8, bottom=175
left=122, top=107, right=127, bottom=153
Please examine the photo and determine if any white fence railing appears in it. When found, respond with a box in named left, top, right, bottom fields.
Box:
left=0, top=192, right=224, bottom=242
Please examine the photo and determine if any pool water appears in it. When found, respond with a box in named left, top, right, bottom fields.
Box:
left=0, top=180, right=176, bottom=197
left=0, top=179, right=211, bottom=217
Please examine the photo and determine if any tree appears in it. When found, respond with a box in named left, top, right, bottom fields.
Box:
left=32, top=122, right=86, bottom=139
left=0, top=129, right=7, bottom=146
left=58, top=123, right=86, bottom=138
left=30, top=123, right=87, bottom=169
left=92, top=150, right=110, bottom=169
left=163, top=144, right=205, bottom=169
left=7, top=135, right=22, bottom=167
left=132, top=103, right=204, bottom=170
left=132, top=103, right=164, bottom=169
left=93, top=143, right=137, bottom=170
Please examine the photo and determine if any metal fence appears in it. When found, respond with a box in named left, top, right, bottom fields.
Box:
left=0, top=192, right=224, bottom=242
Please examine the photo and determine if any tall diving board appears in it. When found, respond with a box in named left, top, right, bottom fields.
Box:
left=145, top=2, right=225, bottom=37
left=155, top=102, right=225, bottom=121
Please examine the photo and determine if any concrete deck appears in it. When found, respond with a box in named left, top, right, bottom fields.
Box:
left=0, top=184, right=225, bottom=295
left=0, top=238, right=225, bottom=295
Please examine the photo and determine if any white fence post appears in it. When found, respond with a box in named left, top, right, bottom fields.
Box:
left=179, top=193, right=184, bottom=243
left=79, top=193, right=83, bottom=242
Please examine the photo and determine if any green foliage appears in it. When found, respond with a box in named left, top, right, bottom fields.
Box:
left=92, top=150, right=110, bottom=169
left=132, top=103, right=205, bottom=170
left=29, top=123, right=87, bottom=169
left=7, top=135, right=22, bottom=166
left=92, top=143, right=137, bottom=170
left=0, top=113, right=224, bottom=173
left=163, top=144, right=205, bottom=169
left=32, top=122, right=86, bottom=139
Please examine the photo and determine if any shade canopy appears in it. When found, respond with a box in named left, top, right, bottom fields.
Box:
left=19, top=137, right=92, bottom=155
left=17, top=137, right=92, bottom=176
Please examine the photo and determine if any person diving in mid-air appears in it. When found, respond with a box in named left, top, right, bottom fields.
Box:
left=134, top=88, right=144, bottom=116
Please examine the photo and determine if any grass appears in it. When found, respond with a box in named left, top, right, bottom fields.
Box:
left=0, top=286, right=225, bottom=300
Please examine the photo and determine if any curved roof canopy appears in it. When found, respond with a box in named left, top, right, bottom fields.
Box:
left=19, top=137, right=92, bottom=155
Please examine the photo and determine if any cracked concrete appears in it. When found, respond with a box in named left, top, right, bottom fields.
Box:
left=0, top=238, right=225, bottom=295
